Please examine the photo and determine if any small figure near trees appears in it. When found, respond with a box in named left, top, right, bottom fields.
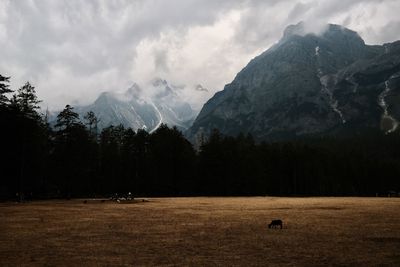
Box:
left=268, top=219, right=283, bottom=229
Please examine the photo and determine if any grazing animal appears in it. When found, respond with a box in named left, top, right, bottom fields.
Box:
left=268, top=219, right=283, bottom=229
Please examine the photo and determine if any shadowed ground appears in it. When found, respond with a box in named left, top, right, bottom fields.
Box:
left=1, top=197, right=400, bottom=266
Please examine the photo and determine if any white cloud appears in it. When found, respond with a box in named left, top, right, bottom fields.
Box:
left=0, top=0, right=399, bottom=110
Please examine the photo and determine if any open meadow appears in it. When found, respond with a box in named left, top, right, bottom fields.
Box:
left=1, top=197, right=400, bottom=266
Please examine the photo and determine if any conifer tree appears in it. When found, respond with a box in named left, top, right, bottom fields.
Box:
left=84, top=111, right=100, bottom=138
left=13, top=82, right=41, bottom=119
left=53, top=104, right=89, bottom=198
left=0, top=74, right=12, bottom=107
left=7, top=82, right=45, bottom=202
left=55, top=105, right=81, bottom=131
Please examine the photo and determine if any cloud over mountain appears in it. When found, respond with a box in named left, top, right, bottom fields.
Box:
left=0, top=0, right=399, bottom=110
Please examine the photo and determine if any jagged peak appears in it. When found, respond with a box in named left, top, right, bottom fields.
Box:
left=94, top=91, right=114, bottom=105
left=152, top=77, right=168, bottom=87
left=282, top=21, right=307, bottom=39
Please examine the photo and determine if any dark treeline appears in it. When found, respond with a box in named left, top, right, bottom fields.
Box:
left=1, top=76, right=400, bottom=200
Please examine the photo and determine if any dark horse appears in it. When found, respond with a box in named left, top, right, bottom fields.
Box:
left=268, top=219, right=283, bottom=229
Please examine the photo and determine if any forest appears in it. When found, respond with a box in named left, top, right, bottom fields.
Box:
left=1, top=75, right=400, bottom=201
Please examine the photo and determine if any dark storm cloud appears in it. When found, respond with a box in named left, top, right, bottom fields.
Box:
left=0, top=0, right=398, bottom=110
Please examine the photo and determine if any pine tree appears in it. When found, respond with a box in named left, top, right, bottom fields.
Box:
left=13, top=82, right=41, bottom=119
left=7, top=82, right=45, bottom=202
left=55, top=104, right=80, bottom=131
left=84, top=111, right=100, bottom=138
left=53, top=104, right=89, bottom=198
left=0, top=74, right=12, bottom=107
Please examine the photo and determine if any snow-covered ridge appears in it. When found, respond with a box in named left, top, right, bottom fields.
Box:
left=69, top=79, right=204, bottom=132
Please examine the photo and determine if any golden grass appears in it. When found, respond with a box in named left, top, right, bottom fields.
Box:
left=1, top=197, right=400, bottom=266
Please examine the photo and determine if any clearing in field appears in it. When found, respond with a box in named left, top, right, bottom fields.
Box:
left=1, top=197, right=400, bottom=266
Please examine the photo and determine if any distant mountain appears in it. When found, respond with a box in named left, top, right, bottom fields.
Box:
left=75, top=79, right=197, bottom=132
left=187, top=22, right=400, bottom=141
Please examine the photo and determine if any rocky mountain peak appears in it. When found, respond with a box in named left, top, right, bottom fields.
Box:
left=282, top=21, right=307, bottom=39
left=73, top=79, right=197, bottom=133
left=152, top=77, right=168, bottom=87
left=282, top=22, right=363, bottom=43
left=187, top=23, right=400, bottom=142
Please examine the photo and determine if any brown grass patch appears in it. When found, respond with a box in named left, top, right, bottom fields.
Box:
left=0, top=197, right=399, bottom=266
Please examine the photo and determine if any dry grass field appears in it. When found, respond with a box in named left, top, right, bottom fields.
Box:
left=1, top=197, right=400, bottom=266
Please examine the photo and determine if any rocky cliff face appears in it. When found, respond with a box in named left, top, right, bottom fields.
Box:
left=187, top=23, right=400, bottom=141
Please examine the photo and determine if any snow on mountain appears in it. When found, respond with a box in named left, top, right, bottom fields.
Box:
left=72, top=79, right=202, bottom=132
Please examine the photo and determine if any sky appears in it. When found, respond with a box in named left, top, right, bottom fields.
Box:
left=1, top=0, right=399, bottom=110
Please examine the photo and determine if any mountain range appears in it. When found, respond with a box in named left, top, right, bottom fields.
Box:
left=186, top=22, right=400, bottom=141
left=69, top=79, right=203, bottom=132
left=51, top=23, right=400, bottom=141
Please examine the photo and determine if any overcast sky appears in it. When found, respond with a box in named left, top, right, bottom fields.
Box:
left=1, top=0, right=399, bottom=110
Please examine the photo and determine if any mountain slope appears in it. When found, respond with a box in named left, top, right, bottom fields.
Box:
left=187, top=23, right=400, bottom=141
